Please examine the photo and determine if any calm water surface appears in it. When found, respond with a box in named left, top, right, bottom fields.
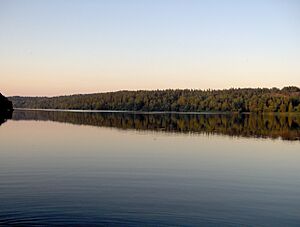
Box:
left=0, top=110, right=300, bottom=226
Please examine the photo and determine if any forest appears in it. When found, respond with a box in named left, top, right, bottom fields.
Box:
left=9, top=86, right=300, bottom=113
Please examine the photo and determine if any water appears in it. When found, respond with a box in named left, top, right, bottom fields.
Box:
left=0, top=110, right=300, bottom=226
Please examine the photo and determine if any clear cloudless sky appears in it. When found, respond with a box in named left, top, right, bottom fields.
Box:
left=0, top=0, right=299, bottom=96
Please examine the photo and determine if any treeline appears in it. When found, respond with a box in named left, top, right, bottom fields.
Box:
left=12, top=110, right=300, bottom=140
left=0, top=93, right=13, bottom=113
left=10, top=86, right=300, bottom=112
left=0, top=93, right=13, bottom=125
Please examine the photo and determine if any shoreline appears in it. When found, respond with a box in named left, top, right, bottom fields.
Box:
left=14, top=108, right=230, bottom=115
left=13, top=108, right=300, bottom=115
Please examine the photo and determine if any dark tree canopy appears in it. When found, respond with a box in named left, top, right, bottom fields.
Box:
left=0, top=93, right=13, bottom=125
left=0, top=93, right=13, bottom=113
left=9, top=87, right=300, bottom=113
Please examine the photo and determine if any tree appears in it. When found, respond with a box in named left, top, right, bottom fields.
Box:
left=279, top=103, right=287, bottom=112
left=0, top=93, right=13, bottom=113
left=8, top=87, right=300, bottom=113
left=288, top=102, right=294, bottom=112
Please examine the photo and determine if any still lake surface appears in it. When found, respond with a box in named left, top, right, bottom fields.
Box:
left=0, top=109, right=300, bottom=226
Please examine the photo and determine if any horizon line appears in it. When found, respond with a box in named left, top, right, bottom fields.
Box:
left=7, top=85, right=299, bottom=98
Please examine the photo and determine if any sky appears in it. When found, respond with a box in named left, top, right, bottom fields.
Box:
left=0, top=0, right=299, bottom=96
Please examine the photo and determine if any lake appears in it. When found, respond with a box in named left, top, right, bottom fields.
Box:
left=0, top=109, right=300, bottom=226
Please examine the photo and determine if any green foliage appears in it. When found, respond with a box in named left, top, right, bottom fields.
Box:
left=9, top=87, right=300, bottom=113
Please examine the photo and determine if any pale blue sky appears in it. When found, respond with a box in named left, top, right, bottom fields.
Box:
left=0, top=0, right=299, bottom=96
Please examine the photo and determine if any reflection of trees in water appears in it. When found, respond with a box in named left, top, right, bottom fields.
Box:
left=12, top=110, right=300, bottom=141
left=0, top=111, right=13, bottom=126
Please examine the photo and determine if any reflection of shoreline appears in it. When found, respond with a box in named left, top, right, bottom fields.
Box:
left=12, top=110, right=300, bottom=141
left=14, top=108, right=300, bottom=116
left=0, top=110, right=13, bottom=126
left=15, top=108, right=235, bottom=115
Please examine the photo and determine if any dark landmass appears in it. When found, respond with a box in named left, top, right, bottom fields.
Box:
left=0, top=93, right=13, bottom=125
left=9, top=87, right=300, bottom=113
left=12, top=110, right=300, bottom=141
left=0, top=93, right=13, bottom=112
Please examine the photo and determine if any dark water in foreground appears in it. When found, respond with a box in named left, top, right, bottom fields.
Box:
left=0, top=110, right=300, bottom=226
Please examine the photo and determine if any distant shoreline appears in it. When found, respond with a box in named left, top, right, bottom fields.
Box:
left=14, top=108, right=232, bottom=115
left=14, top=108, right=300, bottom=115
left=9, top=87, right=300, bottom=113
